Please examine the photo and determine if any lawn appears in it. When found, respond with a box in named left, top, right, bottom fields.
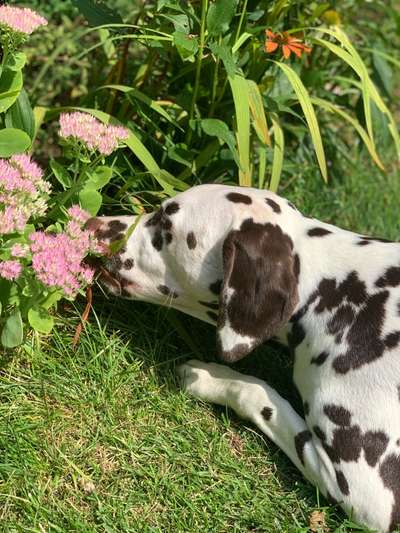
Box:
left=1, top=147, right=399, bottom=533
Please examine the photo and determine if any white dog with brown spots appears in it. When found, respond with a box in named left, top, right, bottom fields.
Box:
left=88, top=184, right=400, bottom=533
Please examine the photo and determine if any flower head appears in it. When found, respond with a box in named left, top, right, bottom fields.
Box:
left=0, top=154, right=49, bottom=236
left=59, top=112, right=130, bottom=156
left=0, top=259, right=22, bottom=280
left=29, top=206, right=99, bottom=297
left=11, top=243, right=28, bottom=258
left=67, top=205, right=91, bottom=225
left=0, top=6, right=47, bottom=35
left=265, top=30, right=311, bottom=59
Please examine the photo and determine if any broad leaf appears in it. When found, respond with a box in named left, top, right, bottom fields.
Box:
left=79, top=188, right=102, bottom=216
left=87, top=166, right=113, bottom=190
left=50, top=159, right=72, bottom=189
left=207, top=0, right=238, bottom=36
left=173, top=31, right=198, bottom=62
left=0, top=128, right=31, bottom=157
left=1, top=310, right=23, bottom=348
left=0, top=68, right=23, bottom=113
left=5, top=89, right=35, bottom=140
left=200, top=118, right=240, bottom=168
left=71, top=0, right=123, bottom=26
left=28, top=307, right=54, bottom=334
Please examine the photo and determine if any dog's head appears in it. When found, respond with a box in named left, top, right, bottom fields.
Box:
left=88, top=184, right=300, bottom=362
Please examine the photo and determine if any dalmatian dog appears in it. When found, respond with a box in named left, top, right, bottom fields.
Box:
left=87, top=184, right=400, bottom=533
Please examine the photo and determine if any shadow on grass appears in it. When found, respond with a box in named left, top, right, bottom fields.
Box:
left=82, top=289, right=338, bottom=520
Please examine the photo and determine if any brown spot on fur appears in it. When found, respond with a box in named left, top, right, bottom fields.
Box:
left=165, top=202, right=180, bottom=215
left=294, top=430, right=312, bottom=465
left=226, top=192, right=252, bottom=204
left=323, top=405, right=351, bottom=426
left=157, top=285, right=178, bottom=298
left=261, top=406, right=273, bottom=421
left=265, top=198, right=281, bottom=213
left=187, top=232, right=197, bottom=249
left=307, top=227, right=332, bottom=237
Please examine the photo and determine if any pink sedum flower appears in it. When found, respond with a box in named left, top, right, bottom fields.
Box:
left=67, top=205, right=91, bottom=225
left=0, top=259, right=22, bottom=280
left=11, top=243, right=28, bottom=258
left=0, top=6, right=47, bottom=35
left=0, top=154, right=49, bottom=236
left=59, top=112, right=129, bottom=155
left=29, top=207, right=99, bottom=297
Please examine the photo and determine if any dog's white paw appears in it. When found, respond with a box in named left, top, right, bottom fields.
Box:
left=177, top=359, right=239, bottom=403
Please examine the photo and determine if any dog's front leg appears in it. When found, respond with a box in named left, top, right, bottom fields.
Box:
left=178, top=360, right=338, bottom=502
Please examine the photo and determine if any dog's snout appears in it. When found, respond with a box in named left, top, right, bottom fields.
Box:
left=85, top=217, right=103, bottom=233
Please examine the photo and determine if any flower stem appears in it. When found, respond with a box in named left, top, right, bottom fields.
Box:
left=186, top=0, right=208, bottom=146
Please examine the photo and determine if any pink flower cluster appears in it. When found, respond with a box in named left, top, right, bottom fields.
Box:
left=0, top=6, right=47, bottom=35
left=28, top=206, right=100, bottom=296
left=0, top=259, right=21, bottom=281
left=0, top=154, right=50, bottom=235
left=59, top=112, right=130, bottom=156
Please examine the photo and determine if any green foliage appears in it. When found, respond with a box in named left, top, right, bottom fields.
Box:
left=24, top=0, right=398, bottom=198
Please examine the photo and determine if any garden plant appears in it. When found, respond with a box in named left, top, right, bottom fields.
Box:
left=0, top=0, right=399, bottom=531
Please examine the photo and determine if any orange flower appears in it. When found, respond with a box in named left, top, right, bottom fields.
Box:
left=264, top=30, right=311, bottom=59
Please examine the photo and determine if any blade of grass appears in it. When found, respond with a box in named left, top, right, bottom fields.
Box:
left=311, top=97, right=385, bottom=170
left=314, top=27, right=400, bottom=158
left=228, top=74, right=251, bottom=186
left=246, top=79, right=271, bottom=147
left=273, top=61, right=327, bottom=182
left=97, top=84, right=183, bottom=130
left=269, top=113, right=284, bottom=192
left=258, top=145, right=267, bottom=189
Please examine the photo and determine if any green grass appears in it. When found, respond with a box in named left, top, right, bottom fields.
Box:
left=1, top=150, right=400, bottom=533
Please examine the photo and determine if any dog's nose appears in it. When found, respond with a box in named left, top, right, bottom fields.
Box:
left=85, top=217, right=103, bottom=233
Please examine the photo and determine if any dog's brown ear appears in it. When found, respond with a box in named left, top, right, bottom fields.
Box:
left=217, top=219, right=299, bottom=362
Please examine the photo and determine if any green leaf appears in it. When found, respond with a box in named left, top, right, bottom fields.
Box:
left=5, top=89, right=35, bottom=140
left=6, top=52, right=27, bottom=71
left=232, top=32, right=252, bottom=54
left=0, top=68, right=23, bottom=113
left=200, top=118, right=240, bottom=168
left=28, top=307, right=54, bottom=334
left=33, top=106, right=47, bottom=140
left=228, top=74, right=251, bottom=186
left=1, top=310, right=23, bottom=348
left=71, top=0, right=123, bottom=26
left=87, top=166, right=113, bottom=190
left=269, top=113, right=284, bottom=192
left=311, top=97, right=384, bottom=171
left=373, top=51, right=393, bottom=98
left=273, top=61, right=327, bottom=182
left=207, top=0, right=238, bottom=36
left=0, top=128, right=31, bottom=157
left=209, top=42, right=236, bottom=77
left=178, top=139, right=220, bottom=180
left=173, top=31, right=198, bottom=62
left=246, top=80, right=271, bottom=146
left=50, top=159, right=72, bottom=189
left=98, top=84, right=182, bottom=129
left=79, top=188, right=103, bottom=216
left=314, top=27, right=400, bottom=159
left=41, top=291, right=62, bottom=310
